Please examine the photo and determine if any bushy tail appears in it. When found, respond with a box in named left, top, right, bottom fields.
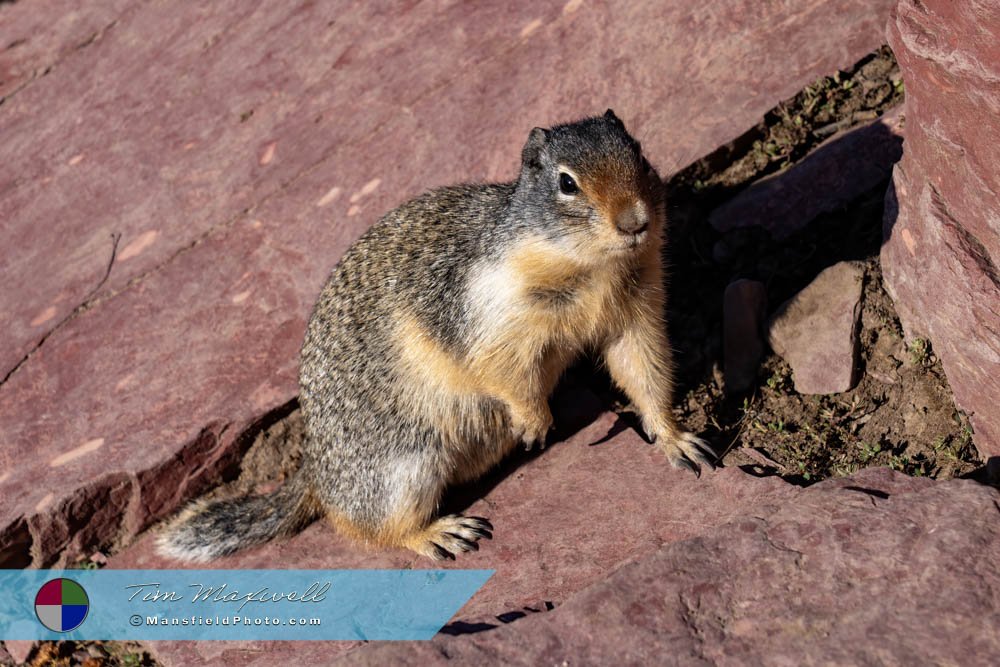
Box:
left=156, top=472, right=319, bottom=562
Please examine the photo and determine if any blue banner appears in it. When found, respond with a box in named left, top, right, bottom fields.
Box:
left=0, top=569, right=492, bottom=640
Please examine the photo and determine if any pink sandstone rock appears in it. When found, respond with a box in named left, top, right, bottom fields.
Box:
left=109, top=413, right=796, bottom=667
left=349, top=468, right=1000, bottom=666
left=882, top=0, right=1000, bottom=460
left=1, top=0, right=896, bottom=570
left=768, top=262, right=865, bottom=394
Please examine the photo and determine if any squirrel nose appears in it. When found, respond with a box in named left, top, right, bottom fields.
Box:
left=615, top=205, right=649, bottom=235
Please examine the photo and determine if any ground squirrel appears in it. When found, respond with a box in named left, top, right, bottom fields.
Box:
left=158, top=110, right=714, bottom=562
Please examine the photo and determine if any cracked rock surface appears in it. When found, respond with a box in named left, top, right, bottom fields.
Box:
left=0, top=0, right=894, bottom=571
left=349, top=468, right=1000, bottom=666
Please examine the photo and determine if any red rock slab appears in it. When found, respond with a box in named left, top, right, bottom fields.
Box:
left=710, top=106, right=905, bottom=239
left=109, top=412, right=796, bottom=667
left=0, top=0, right=896, bottom=379
left=881, top=0, right=1000, bottom=459
left=349, top=468, right=1000, bottom=666
left=2, top=0, right=895, bottom=568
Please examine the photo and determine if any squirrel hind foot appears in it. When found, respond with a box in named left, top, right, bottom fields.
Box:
left=659, top=431, right=717, bottom=476
left=404, top=515, right=493, bottom=561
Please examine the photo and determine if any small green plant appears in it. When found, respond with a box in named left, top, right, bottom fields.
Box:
left=908, top=338, right=930, bottom=365
left=833, top=459, right=860, bottom=476
left=765, top=369, right=787, bottom=391
left=102, top=641, right=153, bottom=667
left=858, top=442, right=882, bottom=463
left=932, top=435, right=962, bottom=462
left=958, top=423, right=974, bottom=447
left=70, top=558, right=100, bottom=570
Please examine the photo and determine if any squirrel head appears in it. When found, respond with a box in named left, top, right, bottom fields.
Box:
left=513, top=109, right=664, bottom=259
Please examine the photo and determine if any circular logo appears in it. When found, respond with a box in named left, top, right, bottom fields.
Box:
left=35, top=578, right=89, bottom=632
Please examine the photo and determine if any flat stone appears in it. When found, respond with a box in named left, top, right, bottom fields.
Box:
left=109, top=412, right=796, bottom=666
left=768, top=262, right=864, bottom=394
left=723, top=279, right=768, bottom=393
left=881, top=0, right=1000, bottom=459
left=349, top=468, right=1000, bottom=665
left=0, top=0, right=896, bottom=569
left=710, top=107, right=904, bottom=239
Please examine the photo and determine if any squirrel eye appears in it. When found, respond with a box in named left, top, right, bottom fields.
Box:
left=641, top=157, right=653, bottom=175
left=559, top=172, right=579, bottom=195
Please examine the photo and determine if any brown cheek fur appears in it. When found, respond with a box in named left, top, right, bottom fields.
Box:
left=578, top=159, right=645, bottom=232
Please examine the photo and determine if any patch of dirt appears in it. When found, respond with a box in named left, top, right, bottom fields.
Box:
left=677, top=258, right=977, bottom=482
left=651, top=45, right=979, bottom=483
left=673, top=45, right=904, bottom=199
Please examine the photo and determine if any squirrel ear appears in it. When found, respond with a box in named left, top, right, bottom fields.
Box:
left=521, top=127, right=549, bottom=169
left=604, top=108, right=622, bottom=124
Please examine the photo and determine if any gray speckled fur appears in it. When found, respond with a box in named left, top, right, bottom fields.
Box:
left=299, top=184, right=518, bottom=534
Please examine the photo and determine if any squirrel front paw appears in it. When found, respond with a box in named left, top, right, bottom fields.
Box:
left=644, top=417, right=716, bottom=474
left=510, top=404, right=553, bottom=451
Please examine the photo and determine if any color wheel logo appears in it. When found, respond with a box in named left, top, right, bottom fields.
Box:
left=35, top=578, right=89, bottom=632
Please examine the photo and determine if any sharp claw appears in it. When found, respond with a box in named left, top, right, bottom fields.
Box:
left=678, top=433, right=717, bottom=469
left=691, top=437, right=717, bottom=459
left=463, top=518, right=493, bottom=538
left=690, top=450, right=715, bottom=469
left=472, top=530, right=493, bottom=540
left=672, top=455, right=697, bottom=473
left=444, top=533, right=479, bottom=552
left=430, top=543, right=455, bottom=561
